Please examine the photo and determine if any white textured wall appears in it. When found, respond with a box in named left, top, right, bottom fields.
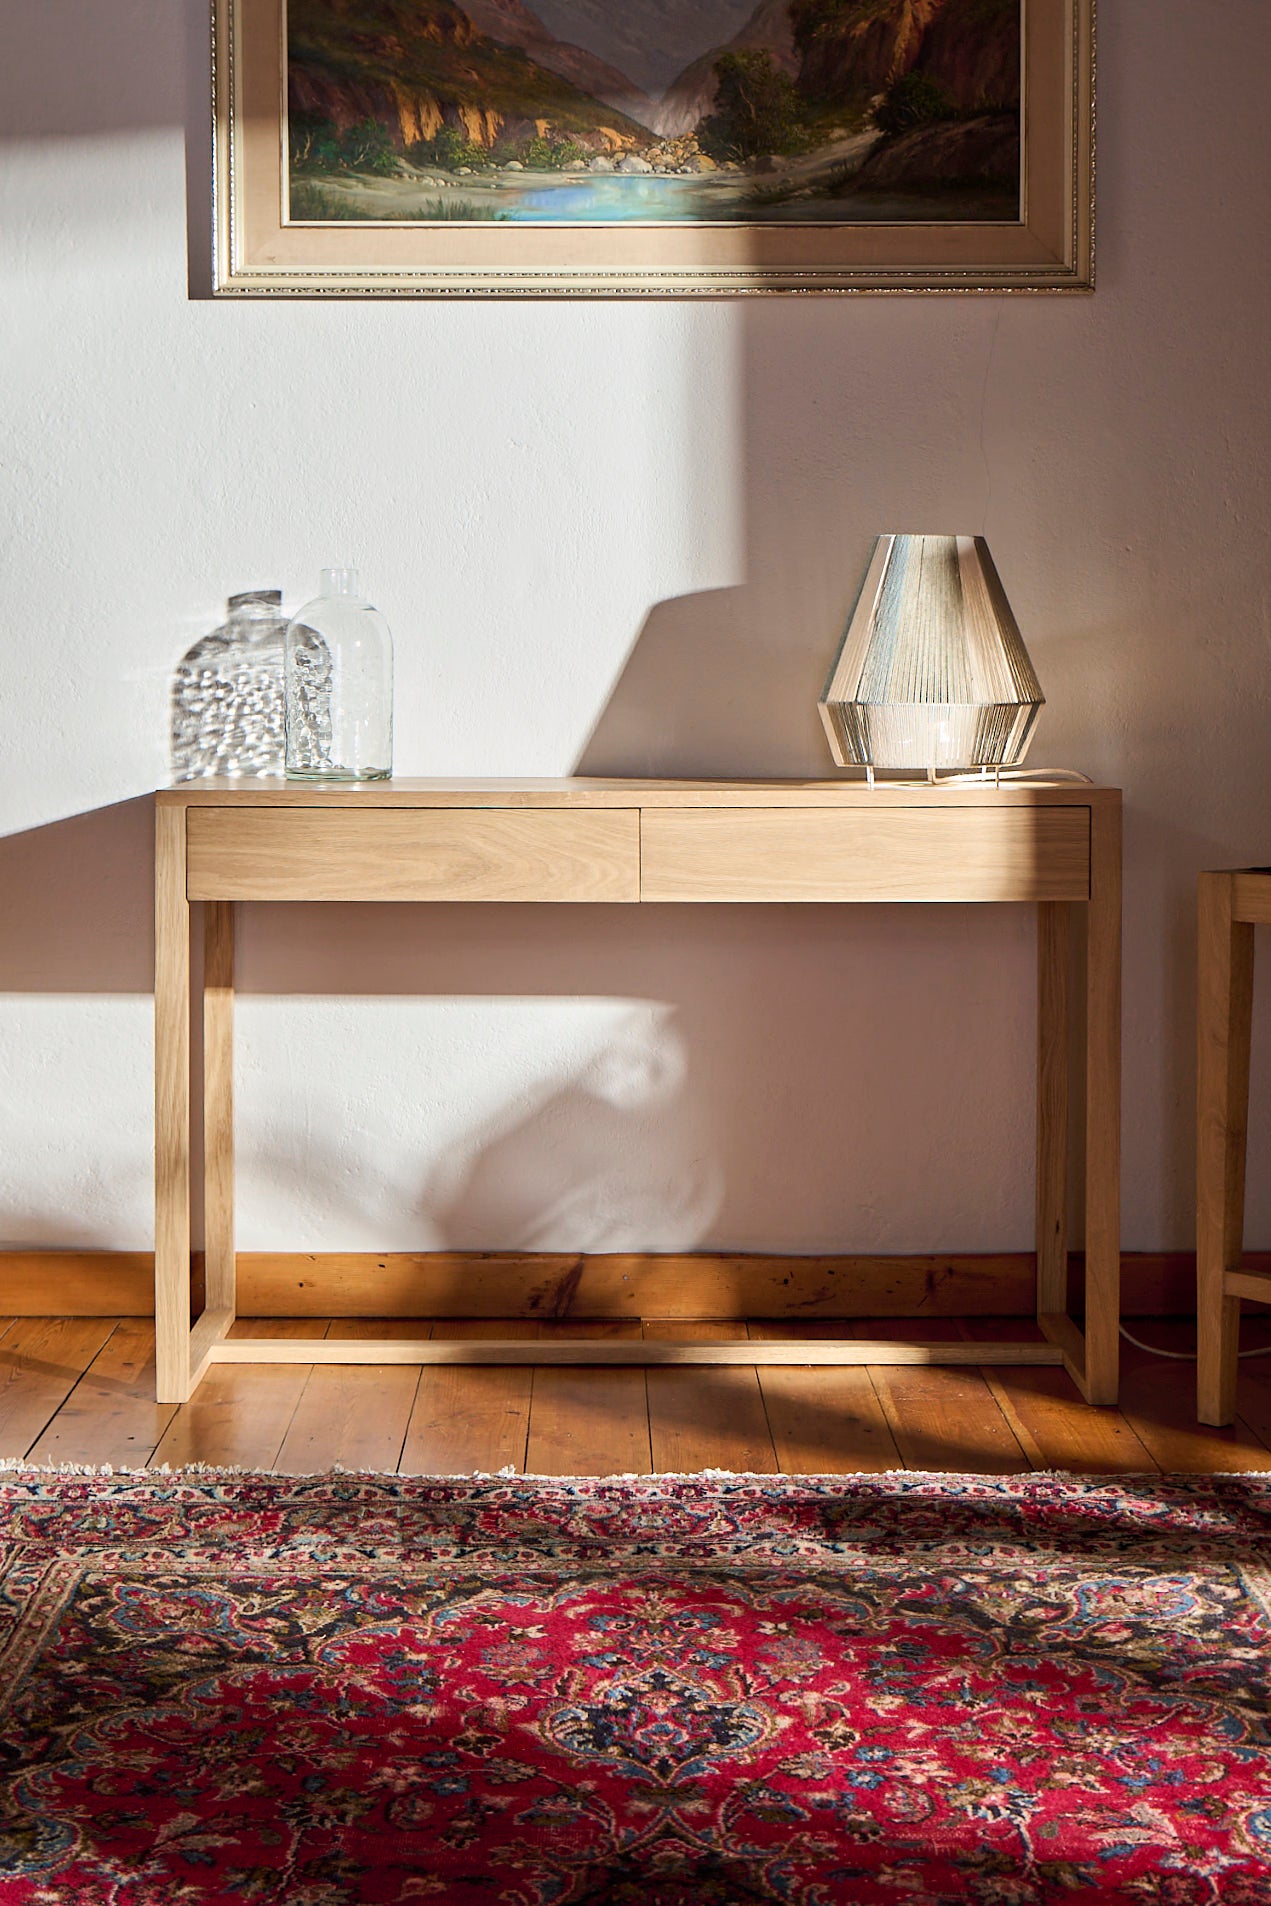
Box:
left=2, top=0, right=1270, bottom=1258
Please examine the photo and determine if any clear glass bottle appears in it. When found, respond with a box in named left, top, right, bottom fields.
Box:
left=284, top=568, right=393, bottom=781
left=170, top=588, right=286, bottom=779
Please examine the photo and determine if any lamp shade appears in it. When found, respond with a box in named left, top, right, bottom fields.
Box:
left=819, top=534, right=1044, bottom=773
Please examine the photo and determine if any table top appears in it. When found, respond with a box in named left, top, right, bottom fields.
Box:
left=158, top=776, right=1120, bottom=811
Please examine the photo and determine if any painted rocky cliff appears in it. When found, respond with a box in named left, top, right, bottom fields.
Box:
left=789, top=0, right=1020, bottom=199
left=790, top=0, right=1018, bottom=107
left=287, top=0, right=649, bottom=154
left=915, top=0, right=1021, bottom=109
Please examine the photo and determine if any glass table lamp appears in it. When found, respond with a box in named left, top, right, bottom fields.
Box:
left=819, top=534, right=1044, bottom=778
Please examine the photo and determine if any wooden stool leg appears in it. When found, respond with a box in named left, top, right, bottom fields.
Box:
left=1197, top=873, right=1253, bottom=1425
left=1082, top=801, right=1121, bottom=1405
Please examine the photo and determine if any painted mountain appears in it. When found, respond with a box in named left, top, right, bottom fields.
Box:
left=459, top=0, right=657, bottom=126
left=650, top=0, right=797, bottom=140
left=528, top=0, right=759, bottom=97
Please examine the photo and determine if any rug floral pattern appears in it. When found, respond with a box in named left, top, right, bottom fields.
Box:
left=0, top=1471, right=1269, bottom=1902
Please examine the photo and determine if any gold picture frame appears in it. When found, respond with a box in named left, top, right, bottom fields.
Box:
left=213, top=0, right=1094, bottom=297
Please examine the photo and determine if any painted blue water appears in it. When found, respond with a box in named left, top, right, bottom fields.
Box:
left=481, top=173, right=1004, bottom=225
left=510, top=176, right=714, bottom=223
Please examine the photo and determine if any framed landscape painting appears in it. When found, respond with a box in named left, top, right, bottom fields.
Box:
left=212, top=0, right=1094, bottom=295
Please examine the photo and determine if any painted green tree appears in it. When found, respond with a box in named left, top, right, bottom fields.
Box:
left=698, top=51, right=809, bottom=163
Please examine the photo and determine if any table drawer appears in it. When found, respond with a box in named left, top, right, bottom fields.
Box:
left=640, top=807, right=1091, bottom=903
left=187, top=807, right=640, bottom=902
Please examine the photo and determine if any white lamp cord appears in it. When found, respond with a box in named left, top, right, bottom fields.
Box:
left=862, top=767, right=1094, bottom=790
left=1119, top=1323, right=1271, bottom=1361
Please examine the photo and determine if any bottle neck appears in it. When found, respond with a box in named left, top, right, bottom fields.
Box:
left=321, top=568, right=360, bottom=599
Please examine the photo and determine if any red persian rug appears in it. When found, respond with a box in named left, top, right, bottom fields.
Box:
left=0, top=1470, right=1269, bottom=1904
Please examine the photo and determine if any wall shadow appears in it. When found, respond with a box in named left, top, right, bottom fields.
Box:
left=0, top=0, right=214, bottom=296
left=0, top=0, right=186, bottom=139
left=0, top=800, right=154, bottom=994
left=576, top=585, right=839, bottom=780
left=427, top=1008, right=723, bottom=1252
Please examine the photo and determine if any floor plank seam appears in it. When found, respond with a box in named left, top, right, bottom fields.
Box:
left=746, top=1323, right=781, bottom=1478
left=18, top=1319, right=124, bottom=1466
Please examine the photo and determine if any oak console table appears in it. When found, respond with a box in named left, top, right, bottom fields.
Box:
left=155, top=779, right=1121, bottom=1405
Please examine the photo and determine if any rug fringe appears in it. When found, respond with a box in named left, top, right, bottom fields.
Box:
left=0, top=1458, right=255, bottom=1480
left=1, top=1459, right=1269, bottom=1484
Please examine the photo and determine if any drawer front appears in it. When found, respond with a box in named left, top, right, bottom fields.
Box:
left=187, top=807, right=640, bottom=902
left=640, top=807, right=1091, bottom=903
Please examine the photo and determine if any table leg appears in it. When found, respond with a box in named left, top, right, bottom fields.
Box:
left=1082, top=800, right=1121, bottom=1404
left=1197, top=873, right=1253, bottom=1425
left=1036, top=900, right=1072, bottom=1319
left=155, top=805, right=192, bottom=1403
left=204, top=902, right=237, bottom=1321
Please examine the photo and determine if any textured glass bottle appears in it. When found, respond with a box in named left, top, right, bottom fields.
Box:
left=170, top=589, right=286, bottom=779
left=284, top=569, right=393, bottom=781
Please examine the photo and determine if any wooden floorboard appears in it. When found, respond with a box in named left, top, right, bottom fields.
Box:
left=275, top=1321, right=429, bottom=1475
left=855, top=1319, right=1031, bottom=1473
left=1224, top=1341, right=1271, bottom=1451
left=19, top=1315, right=1271, bottom=1478
left=959, top=1319, right=1160, bottom=1474
left=0, top=1318, right=119, bottom=1462
left=748, top=1321, right=902, bottom=1474
left=644, top=1322, right=777, bottom=1475
left=150, top=1319, right=330, bottom=1473
left=1115, top=1319, right=1271, bottom=1473
left=28, top=1319, right=177, bottom=1470
left=399, top=1320, right=539, bottom=1475
left=525, top=1321, right=651, bottom=1477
